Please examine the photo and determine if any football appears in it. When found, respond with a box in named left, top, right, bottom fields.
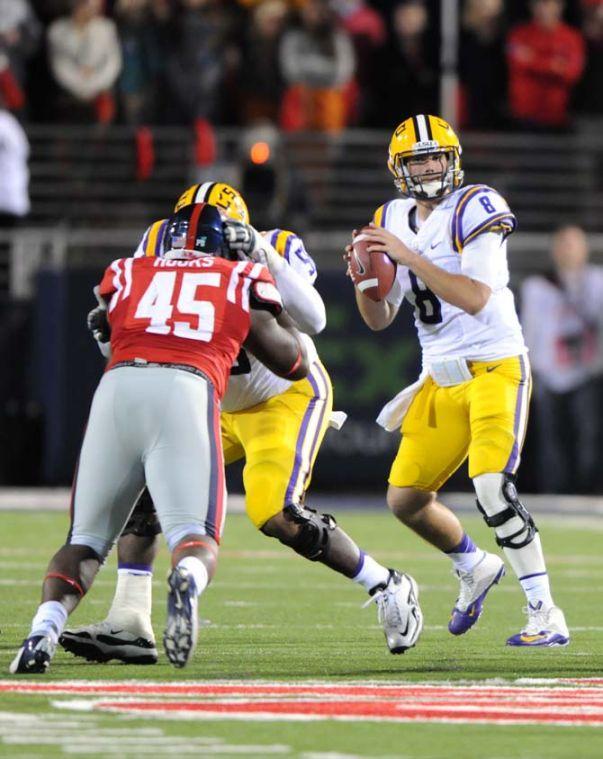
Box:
left=349, top=231, right=396, bottom=302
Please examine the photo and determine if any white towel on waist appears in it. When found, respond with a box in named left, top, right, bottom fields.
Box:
left=376, top=371, right=429, bottom=432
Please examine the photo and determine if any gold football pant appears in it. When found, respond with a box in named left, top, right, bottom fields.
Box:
left=389, top=356, right=531, bottom=492
left=221, top=361, right=333, bottom=528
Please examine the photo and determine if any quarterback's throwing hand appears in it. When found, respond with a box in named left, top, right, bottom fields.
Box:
left=364, top=223, right=417, bottom=266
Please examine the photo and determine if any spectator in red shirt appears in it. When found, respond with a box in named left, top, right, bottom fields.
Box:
left=506, top=0, right=585, bottom=129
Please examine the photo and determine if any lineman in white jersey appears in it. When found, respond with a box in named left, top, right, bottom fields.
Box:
left=349, top=114, right=569, bottom=647
left=60, top=182, right=423, bottom=664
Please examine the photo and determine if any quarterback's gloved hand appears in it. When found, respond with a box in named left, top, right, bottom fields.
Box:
left=223, top=220, right=257, bottom=259
left=87, top=306, right=111, bottom=344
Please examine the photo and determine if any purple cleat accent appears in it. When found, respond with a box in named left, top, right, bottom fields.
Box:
left=448, top=552, right=505, bottom=636
left=506, top=602, right=570, bottom=647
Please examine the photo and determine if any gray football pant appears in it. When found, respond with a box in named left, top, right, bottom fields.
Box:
left=69, top=366, right=226, bottom=558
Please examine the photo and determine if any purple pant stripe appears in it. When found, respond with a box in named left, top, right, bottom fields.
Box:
left=505, top=356, right=527, bottom=473
left=284, top=363, right=329, bottom=505
left=299, top=363, right=331, bottom=491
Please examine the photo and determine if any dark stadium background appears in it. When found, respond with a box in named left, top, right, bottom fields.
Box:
left=0, top=0, right=601, bottom=496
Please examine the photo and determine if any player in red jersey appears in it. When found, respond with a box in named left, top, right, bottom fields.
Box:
left=10, top=203, right=309, bottom=674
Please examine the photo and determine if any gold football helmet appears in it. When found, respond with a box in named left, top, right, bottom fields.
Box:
left=174, top=182, right=250, bottom=223
left=387, top=115, right=464, bottom=200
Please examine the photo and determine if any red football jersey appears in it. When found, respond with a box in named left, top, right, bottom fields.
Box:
left=99, top=256, right=282, bottom=398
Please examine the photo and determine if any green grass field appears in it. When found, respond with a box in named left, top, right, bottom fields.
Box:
left=1, top=508, right=602, bottom=758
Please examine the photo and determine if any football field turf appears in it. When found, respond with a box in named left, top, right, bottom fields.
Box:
left=1, top=508, right=602, bottom=758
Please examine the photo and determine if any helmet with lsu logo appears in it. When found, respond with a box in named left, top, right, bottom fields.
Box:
left=388, top=114, right=464, bottom=201
left=174, top=182, right=250, bottom=224
left=163, top=202, right=229, bottom=260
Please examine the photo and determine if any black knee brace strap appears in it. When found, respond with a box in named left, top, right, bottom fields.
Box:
left=122, top=488, right=162, bottom=538
left=476, top=475, right=537, bottom=550
left=281, top=503, right=337, bottom=561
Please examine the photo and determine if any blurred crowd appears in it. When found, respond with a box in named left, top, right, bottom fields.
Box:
left=0, top=0, right=601, bottom=132
left=521, top=226, right=603, bottom=495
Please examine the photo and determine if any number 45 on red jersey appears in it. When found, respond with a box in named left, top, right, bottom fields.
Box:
left=99, top=256, right=283, bottom=398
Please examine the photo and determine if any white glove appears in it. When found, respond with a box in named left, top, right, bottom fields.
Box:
left=223, top=220, right=258, bottom=260
left=223, top=221, right=285, bottom=273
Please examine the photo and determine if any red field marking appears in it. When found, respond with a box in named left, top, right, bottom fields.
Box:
left=90, top=698, right=603, bottom=726
left=3, top=680, right=603, bottom=727
left=2, top=681, right=603, bottom=699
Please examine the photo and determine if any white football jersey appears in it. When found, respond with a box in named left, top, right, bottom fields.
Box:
left=374, top=184, right=526, bottom=363
left=221, top=229, right=319, bottom=413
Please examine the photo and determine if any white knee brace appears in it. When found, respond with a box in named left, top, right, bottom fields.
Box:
left=473, top=473, right=537, bottom=550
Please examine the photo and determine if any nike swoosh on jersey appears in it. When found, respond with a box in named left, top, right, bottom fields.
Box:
left=486, top=365, right=501, bottom=373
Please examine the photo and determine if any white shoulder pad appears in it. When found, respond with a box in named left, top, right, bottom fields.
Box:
left=133, top=219, right=169, bottom=259
left=263, top=229, right=317, bottom=284
left=372, top=198, right=414, bottom=231
left=451, top=185, right=516, bottom=253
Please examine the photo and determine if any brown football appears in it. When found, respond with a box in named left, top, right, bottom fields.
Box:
left=350, top=232, right=396, bottom=302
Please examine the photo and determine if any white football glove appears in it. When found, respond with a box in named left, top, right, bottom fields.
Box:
left=223, top=220, right=285, bottom=271
left=223, top=220, right=257, bottom=260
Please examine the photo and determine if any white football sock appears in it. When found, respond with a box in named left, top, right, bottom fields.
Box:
left=106, top=569, right=153, bottom=634
left=352, top=552, right=390, bottom=592
left=177, top=556, right=209, bottom=597
left=445, top=533, right=484, bottom=573
left=505, top=534, right=554, bottom=607
left=519, top=571, right=554, bottom=608
left=30, top=601, right=68, bottom=644
left=449, top=548, right=486, bottom=574
left=473, top=474, right=555, bottom=607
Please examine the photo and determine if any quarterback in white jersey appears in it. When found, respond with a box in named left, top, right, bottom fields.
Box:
left=60, top=182, right=423, bottom=665
left=349, top=114, right=568, bottom=647
left=379, top=185, right=524, bottom=364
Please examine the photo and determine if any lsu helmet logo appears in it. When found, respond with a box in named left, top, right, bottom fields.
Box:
left=174, top=182, right=250, bottom=224
left=388, top=114, right=464, bottom=201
